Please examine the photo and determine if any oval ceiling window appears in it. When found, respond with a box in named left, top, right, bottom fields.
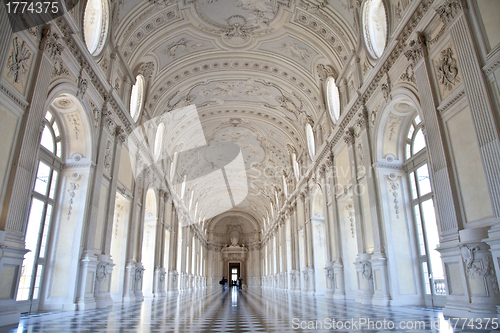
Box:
left=292, top=153, right=300, bottom=181
left=154, top=123, right=164, bottom=161
left=130, top=74, right=145, bottom=121
left=363, top=0, right=387, bottom=59
left=83, top=0, right=109, bottom=56
left=306, top=123, right=315, bottom=160
left=326, top=76, right=340, bottom=124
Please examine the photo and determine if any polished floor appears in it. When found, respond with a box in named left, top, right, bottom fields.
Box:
left=1, top=287, right=498, bottom=332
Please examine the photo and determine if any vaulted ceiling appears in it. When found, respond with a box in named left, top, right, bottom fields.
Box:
left=114, top=0, right=358, bottom=229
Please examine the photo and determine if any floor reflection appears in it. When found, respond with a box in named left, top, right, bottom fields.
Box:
left=0, top=288, right=477, bottom=332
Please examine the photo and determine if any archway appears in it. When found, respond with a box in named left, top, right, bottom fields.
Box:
left=141, top=189, right=157, bottom=296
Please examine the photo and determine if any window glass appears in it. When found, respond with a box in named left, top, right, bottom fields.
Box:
left=363, top=0, right=387, bottom=58
left=413, top=205, right=426, bottom=255
left=412, top=128, right=426, bottom=155
left=39, top=204, right=53, bottom=258
left=17, top=198, right=44, bottom=300
left=417, top=164, right=431, bottom=196
left=130, top=75, right=145, bottom=121
left=40, top=125, right=55, bottom=153
left=409, top=172, right=417, bottom=200
left=422, top=199, right=444, bottom=279
left=52, top=121, right=59, bottom=137
left=84, top=0, right=109, bottom=55
left=49, top=170, right=58, bottom=199
left=326, top=77, right=340, bottom=123
left=34, top=162, right=51, bottom=195
left=407, top=125, right=414, bottom=139
left=306, top=123, right=315, bottom=160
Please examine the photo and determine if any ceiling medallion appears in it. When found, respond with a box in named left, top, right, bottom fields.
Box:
left=55, top=98, right=75, bottom=109
left=394, top=102, right=412, bottom=113
left=191, top=0, right=289, bottom=47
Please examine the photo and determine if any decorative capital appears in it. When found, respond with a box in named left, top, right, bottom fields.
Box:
left=404, top=32, right=427, bottom=66
left=138, top=61, right=155, bottom=79
left=40, top=25, right=64, bottom=60
left=343, top=128, right=355, bottom=145
left=436, top=0, right=463, bottom=26
left=317, top=64, right=335, bottom=81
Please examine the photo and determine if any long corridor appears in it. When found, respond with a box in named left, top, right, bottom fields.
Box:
left=0, top=288, right=475, bottom=333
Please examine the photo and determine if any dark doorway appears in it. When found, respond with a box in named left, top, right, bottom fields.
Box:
left=229, top=263, right=240, bottom=286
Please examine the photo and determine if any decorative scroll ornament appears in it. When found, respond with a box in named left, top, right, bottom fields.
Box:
left=436, top=48, right=460, bottom=91
left=67, top=173, right=81, bottom=221
left=459, top=245, right=493, bottom=278
left=66, top=113, right=81, bottom=140
left=400, top=63, right=416, bottom=83
left=360, top=261, right=372, bottom=280
left=7, top=37, right=31, bottom=84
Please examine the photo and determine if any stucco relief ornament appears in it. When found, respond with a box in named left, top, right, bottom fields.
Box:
left=76, top=67, right=88, bottom=99
left=52, top=59, right=69, bottom=78
left=41, top=28, right=64, bottom=60
left=436, top=48, right=460, bottom=91
left=7, top=37, right=31, bottom=84
left=279, top=43, right=310, bottom=62
left=163, top=39, right=205, bottom=58
left=459, top=245, right=493, bottom=278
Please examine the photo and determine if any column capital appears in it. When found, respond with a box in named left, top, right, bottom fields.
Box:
left=436, top=0, right=464, bottom=26
left=404, top=32, right=427, bottom=66
left=343, top=128, right=355, bottom=146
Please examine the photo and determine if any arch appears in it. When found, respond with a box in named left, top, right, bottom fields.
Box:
left=45, top=83, right=95, bottom=162
left=207, top=211, right=261, bottom=233
left=373, top=87, right=422, bottom=165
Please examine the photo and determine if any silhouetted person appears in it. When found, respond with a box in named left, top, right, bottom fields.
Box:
left=238, top=277, right=243, bottom=290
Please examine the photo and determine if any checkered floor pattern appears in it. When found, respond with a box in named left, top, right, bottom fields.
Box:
left=1, top=287, right=499, bottom=332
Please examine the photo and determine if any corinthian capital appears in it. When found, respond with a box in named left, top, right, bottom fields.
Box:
left=436, top=0, right=464, bottom=26
left=343, top=128, right=355, bottom=145
left=404, top=32, right=427, bottom=66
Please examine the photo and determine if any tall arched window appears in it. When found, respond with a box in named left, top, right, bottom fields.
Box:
left=326, top=76, right=340, bottom=124
left=306, top=123, right=315, bottom=161
left=404, top=114, right=445, bottom=297
left=362, top=0, right=387, bottom=59
left=130, top=74, right=145, bottom=121
left=83, top=0, right=109, bottom=56
left=17, top=110, right=63, bottom=302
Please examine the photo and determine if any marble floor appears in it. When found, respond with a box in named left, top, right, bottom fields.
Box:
left=1, top=287, right=498, bottom=332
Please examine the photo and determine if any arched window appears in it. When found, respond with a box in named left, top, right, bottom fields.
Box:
left=306, top=123, right=315, bottom=160
left=404, top=114, right=445, bottom=297
left=405, top=114, right=425, bottom=160
left=130, top=74, right=145, bottom=121
left=326, top=76, right=340, bottom=124
left=17, top=110, right=63, bottom=301
left=83, top=0, right=109, bottom=56
left=363, top=0, right=387, bottom=59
